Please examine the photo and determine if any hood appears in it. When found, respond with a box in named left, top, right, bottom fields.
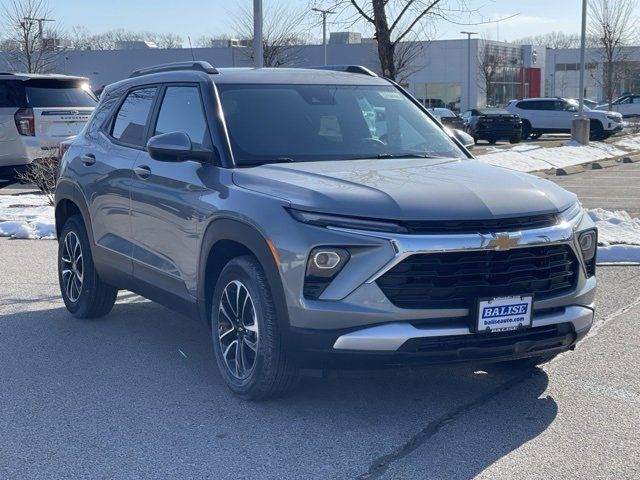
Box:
left=232, top=158, right=577, bottom=221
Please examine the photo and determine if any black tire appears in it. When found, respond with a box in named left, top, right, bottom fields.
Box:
left=521, top=120, right=532, bottom=139
left=488, top=138, right=497, bottom=145
left=590, top=120, right=605, bottom=141
left=211, top=255, right=298, bottom=400
left=58, top=215, right=118, bottom=318
left=509, top=136, right=521, bottom=144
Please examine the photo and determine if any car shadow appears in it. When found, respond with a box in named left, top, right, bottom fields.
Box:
left=0, top=299, right=557, bottom=479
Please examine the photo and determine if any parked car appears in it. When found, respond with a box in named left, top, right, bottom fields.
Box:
left=595, top=93, right=640, bottom=118
left=427, top=108, right=465, bottom=130
left=55, top=62, right=597, bottom=399
left=506, top=97, right=623, bottom=140
left=461, top=108, right=522, bottom=144
left=0, top=73, right=97, bottom=179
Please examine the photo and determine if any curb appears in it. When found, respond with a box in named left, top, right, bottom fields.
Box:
left=591, top=158, right=621, bottom=169
left=622, top=154, right=640, bottom=163
left=554, top=164, right=588, bottom=176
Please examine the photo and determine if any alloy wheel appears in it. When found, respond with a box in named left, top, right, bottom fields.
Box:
left=217, top=280, right=259, bottom=380
left=60, top=231, right=84, bottom=302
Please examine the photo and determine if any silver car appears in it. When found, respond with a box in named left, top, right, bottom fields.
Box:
left=0, top=73, right=96, bottom=179
left=55, top=62, right=597, bottom=399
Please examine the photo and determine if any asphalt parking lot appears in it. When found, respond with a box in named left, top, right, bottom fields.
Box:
left=1, top=163, right=639, bottom=479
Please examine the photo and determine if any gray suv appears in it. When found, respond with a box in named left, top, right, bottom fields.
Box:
left=55, top=62, right=597, bottom=399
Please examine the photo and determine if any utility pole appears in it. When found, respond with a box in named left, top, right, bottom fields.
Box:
left=23, top=16, right=55, bottom=50
left=253, top=0, right=264, bottom=68
left=461, top=31, right=477, bottom=111
left=572, top=0, right=589, bottom=144
left=312, top=7, right=335, bottom=66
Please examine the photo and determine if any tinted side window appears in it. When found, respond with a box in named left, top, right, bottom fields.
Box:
left=516, top=101, right=532, bottom=110
left=0, top=80, right=26, bottom=107
left=154, top=86, right=210, bottom=149
left=111, top=87, right=157, bottom=147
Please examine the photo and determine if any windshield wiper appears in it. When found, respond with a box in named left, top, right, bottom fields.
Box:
left=238, top=157, right=295, bottom=167
left=353, top=153, right=439, bottom=160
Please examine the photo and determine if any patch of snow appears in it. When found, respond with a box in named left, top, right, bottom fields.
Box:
left=596, top=245, right=640, bottom=264
left=477, top=141, right=627, bottom=172
left=587, top=209, right=640, bottom=246
left=0, top=194, right=55, bottom=240
left=587, top=209, right=640, bottom=264
left=615, top=133, right=640, bottom=150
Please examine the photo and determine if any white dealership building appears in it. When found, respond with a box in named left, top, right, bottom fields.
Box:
left=2, top=35, right=637, bottom=111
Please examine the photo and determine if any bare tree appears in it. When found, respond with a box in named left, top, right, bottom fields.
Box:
left=476, top=37, right=501, bottom=106
left=588, top=0, right=639, bottom=108
left=232, top=2, right=309, bottom=67
left=323, top=1, right=478, bottom=80
left=0, top=0, right=62, bottom=73
left=144, top=32, right=184, bottom=49
left=512, top=31, right=582, bottom=49
left=67, top=25, right=92, bottom=50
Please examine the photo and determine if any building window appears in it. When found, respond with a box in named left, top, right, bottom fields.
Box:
left=414, top=83, right=461, bottom=112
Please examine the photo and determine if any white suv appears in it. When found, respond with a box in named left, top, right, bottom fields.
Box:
left=595, top=94, right=640, bottom=119
left=506, top=97, right=623, bottom=140
left=0, top=73, right=97, bottom=179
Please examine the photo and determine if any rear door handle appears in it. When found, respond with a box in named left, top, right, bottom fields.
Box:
left=81, top=154, right=96, bottom=166
left=133, top=165, right=151, bottom=179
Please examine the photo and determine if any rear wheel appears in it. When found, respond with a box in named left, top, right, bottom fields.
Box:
left=488, top=138, right=497, bottom=145
left=211, top=255, right=298, bottom=400
left=58, top=215, right=118, bottom=318
left=509, top=136, right=521, bottom=144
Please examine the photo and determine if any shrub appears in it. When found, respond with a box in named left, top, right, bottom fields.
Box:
left=16, top=157, right=58, bottom=206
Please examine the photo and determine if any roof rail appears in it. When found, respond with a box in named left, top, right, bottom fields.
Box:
left=129, top=61, right=218, bottom=78
left=309, top=65, right=378, bottom=77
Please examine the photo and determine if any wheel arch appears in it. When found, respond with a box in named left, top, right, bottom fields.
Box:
left=54, top=181, right=95, bottom=246
left=198, top=218, right=290, bottom=332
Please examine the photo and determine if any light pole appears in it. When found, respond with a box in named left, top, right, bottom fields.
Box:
left=572, top=0, right=589, bottom=144
left=23, top=16, right=55, bottom=50
left=312, top=7, right=335, bottom=66
left=461, top=31, right=477, bottom=111
left=253, top=0, right=264, bottom=68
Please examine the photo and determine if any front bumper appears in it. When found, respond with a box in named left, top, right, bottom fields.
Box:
left=288, top=305, right=593, bottom=368
left=280, top=206, right=596, bottom=367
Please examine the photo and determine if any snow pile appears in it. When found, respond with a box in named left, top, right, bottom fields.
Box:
left=0, top=194, right=55, bottom=239
left=587, top=208, right=640, bottom=264
left=615, top=133, right=640, bottom=151
left=477, top=141, right=626, bottom=172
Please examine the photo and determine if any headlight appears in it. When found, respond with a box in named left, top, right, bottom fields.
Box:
left=559, top=202, right=583, bottom=224
left=287, top=208, right=408, bottom=233
left=578, top=229, right=597, bottom=277
left=303, top=247, right=350, bottom=299
left=606, top=114, right=622, bottom=121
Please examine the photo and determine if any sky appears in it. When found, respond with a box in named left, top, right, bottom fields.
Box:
left=42, top=0, right=584, bottom=44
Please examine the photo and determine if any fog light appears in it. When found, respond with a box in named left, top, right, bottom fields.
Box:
left=578, top=229, right=597, bottom=277
left=304, top=247, right=350, bottom=299
left=313, top=251, right=341, bottom=269
left=579, top=230, right=597, bottom=261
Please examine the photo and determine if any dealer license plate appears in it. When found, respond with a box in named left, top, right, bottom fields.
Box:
left=477, top=295, right=533, bottom=333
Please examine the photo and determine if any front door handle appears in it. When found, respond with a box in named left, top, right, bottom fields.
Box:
left=133, top=165, right=151, bottom=179
left=81, top=154, right=96, bottom=166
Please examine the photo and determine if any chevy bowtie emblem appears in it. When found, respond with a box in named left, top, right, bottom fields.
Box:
left=484, top=233, right=520, bottom=250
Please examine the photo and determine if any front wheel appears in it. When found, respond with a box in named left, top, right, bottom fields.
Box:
left=58, top=215, right=118, bottom=318
left=211, top=256, right=298, bottom=400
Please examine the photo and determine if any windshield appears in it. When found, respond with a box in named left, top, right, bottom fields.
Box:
left=217, top=84, right=466, bottom=166
left=566, top=99, right=592, bottom=111
left=25, top=80, right=97, bottom=108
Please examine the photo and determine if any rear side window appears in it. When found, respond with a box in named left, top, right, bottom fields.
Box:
left=111, top=87, right=157, bottom=147
left=0, top=80, right=26, bottom=107
left=24, top=80, right=97, bottom=107
left=154, top=86, right=210, bottom=149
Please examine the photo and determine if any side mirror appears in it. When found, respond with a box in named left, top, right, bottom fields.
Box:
left=147, top=132, right=193, bottom=162
left=450, top=128, right=475, bottom=150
